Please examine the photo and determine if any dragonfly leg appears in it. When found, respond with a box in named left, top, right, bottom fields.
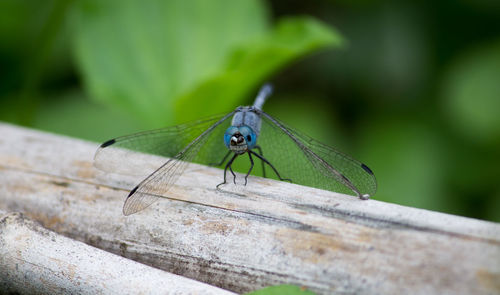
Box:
left=244, top=152, right=255, bottom=185
left=249, top=150, right=292, bottom=183
left=217, top=153, right=238, bottom=188
left=253, top=145, right=266, bottom=178
left=229, top=162, right=236, bottom=184
left=209, top=150, right=231, bottom=167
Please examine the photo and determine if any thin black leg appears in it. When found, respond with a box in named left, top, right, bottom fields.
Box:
left=244, top=152, right=255, bottom=185
left=217, top=153, right=238, bottom=188
left=253, top=145, right=266, bottom=178
left=229, top=162, right=236, bottom=184
left=249, top=150, right=292, bottom=183
left=209, top=150, right=231, bottom=167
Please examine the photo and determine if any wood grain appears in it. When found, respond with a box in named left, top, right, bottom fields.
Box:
left=0, top=211, right=236, bottom=295
left=0, top=122, right=499, bottom=294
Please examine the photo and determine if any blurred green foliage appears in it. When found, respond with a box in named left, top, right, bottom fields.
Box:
left=73, top=0, right=342, bottom=125
left=0, top=0, right=499, bottom=222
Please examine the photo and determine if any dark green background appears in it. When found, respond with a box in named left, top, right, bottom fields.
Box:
left=1, top=0, right=499, bottom=222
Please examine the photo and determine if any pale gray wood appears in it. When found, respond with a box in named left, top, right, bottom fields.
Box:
left=0, top=122, right=499, bottom=295
left=0, top=211, right=236, bottom=295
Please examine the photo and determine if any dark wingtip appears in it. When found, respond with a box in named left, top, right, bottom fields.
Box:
left=361, top=163, right=374, bottom=175
left=100, top=138, right=116, bottom=148
left=123, top=186, right=140, bottom=216
left=128, top=185, right=139, bottom=197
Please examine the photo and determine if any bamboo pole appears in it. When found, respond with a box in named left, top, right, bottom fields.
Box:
left=0, top=122, right=499, bottom=294
left=0, top=211, right=236, bottom=294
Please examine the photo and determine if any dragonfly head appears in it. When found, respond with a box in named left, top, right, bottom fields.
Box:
left=224, top=125, right=257, bottom=154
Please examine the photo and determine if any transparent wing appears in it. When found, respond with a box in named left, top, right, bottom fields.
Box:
left=256, top=111, right=377, bottom=198
left=94, top=114, right=230, bottom=175
left=94, top=112, right=235, bottom=215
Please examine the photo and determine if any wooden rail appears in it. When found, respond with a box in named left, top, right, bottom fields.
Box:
left=0, top=122, right=499, bottom=294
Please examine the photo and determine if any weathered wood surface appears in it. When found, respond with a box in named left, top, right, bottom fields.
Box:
left=0, top=122, right=499, bottom=295
left=0, top=211, right=236, bottom=295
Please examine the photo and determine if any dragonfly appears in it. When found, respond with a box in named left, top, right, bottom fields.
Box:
left=94, top=84, right=377, bottom=215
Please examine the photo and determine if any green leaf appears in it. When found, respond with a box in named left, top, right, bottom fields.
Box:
left=175, top=16, right=344, bottom=122
left=33, top=90, right=142, bottom=142
left=72, top=0, right=343, bottom=127
left=245, top=285, right=317, bottom=295
left=72, top=0, right=269, bottom=127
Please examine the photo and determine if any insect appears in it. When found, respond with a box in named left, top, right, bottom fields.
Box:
left=95, top=84, right=377, bottom=215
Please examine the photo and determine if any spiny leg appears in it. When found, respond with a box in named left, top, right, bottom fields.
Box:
left=244, top=152, right=255, bottom=185
left=209, top=150, right=231, bottom=167
left=249, top=150, right=292, bottom=182
left=217, top=153, right=238, bottom=188
left=253, top=145, right=266, bottom=178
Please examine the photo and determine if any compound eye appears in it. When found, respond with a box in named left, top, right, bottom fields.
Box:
left=238, top=125, right=256, bottom=148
